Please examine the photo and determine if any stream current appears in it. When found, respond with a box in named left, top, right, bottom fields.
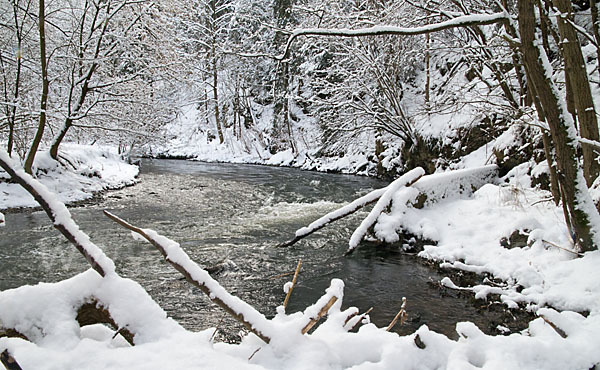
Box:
left=1, top=159, right=510, bottom=341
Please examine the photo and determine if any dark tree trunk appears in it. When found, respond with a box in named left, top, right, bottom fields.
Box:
left=518, top=0, right=599, bottom=252
left=553, top=0, right=600, bottom=186
left=24, top=0, right=49, bottom=174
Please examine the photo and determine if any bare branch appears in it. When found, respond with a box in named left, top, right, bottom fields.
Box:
left=277, top=12, right=508, bottom=60
left=283, top=259, right=302, bottom=310
left=102, top=210, right=274, bottom=344
left=0, top=150, right=115, bottom=277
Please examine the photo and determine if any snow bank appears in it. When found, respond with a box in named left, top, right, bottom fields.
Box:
left=0, top=144, right=139, bottom=210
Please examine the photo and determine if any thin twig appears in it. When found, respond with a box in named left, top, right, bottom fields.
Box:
left=301, top=296, right=338, bottom=334
left=386, top=297, right=408, bottom=332
left=283, top=259, right=302, bottom=310
left=542, top=239, right=583, bottom=257
left=344, top=307, right=373, bottom=332
left=539, top=315, right=567, bottom=338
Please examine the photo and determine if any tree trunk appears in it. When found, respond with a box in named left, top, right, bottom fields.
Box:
left=518, top=0, right=600, bottom=252
left=553, top=0, right=600, bottom=186
left=590, top=0, right=600, bottom=83
left=23, top=0, right=49, bottom=174
left=211, top=47, right=223, bottom=144
left=424, top=33, right=430, bottom=106
left=209, top=0, right=223, bottom=144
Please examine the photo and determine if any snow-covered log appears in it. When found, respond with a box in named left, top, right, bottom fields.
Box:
left=348, top=168, right=425, bottom=253
left=0, top=150, right=115, bottom=277
left=103, top=211, right=275, bottom=344
left=280, top=167, right=425, bottom=248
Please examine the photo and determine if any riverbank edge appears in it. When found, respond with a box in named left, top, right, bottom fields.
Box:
left=0, top=144, right=140, bottom=213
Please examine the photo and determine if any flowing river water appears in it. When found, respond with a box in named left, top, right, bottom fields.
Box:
left=1, top=159, right=520, bottom=341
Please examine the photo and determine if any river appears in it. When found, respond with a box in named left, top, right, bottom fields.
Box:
left=0, top=159, right=516, bottom=341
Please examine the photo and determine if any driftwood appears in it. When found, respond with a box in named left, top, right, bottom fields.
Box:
left=76, top=299, right=135, bottom=345
left=1, top=350, right=22, bottom=370
left=283, top=259, right=302, bottom=310
left=103, top=210, right=273, bottom=344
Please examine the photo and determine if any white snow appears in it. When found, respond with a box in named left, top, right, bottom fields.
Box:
left=3, top=158, right=600, bottom=369
left=0, top=143, right=139, bottom=210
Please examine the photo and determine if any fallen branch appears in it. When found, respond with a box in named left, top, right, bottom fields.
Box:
left=1, top=350, right=22, bottom=370
left=279, top=167, right=424, bottom=248
left=347, top=168, right=425, bottom=254
left=277, top=188, right=388, bottom=248
left=103, top=210, right=274, bottom=344
left=0, top=150, right=114, bottom=277
left=283, top=259, right=302, bottom=310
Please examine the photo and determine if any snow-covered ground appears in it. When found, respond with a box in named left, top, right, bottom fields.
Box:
left=1, top=145, right=599, bottom=368
left=0, top=144, right=139, bottom=210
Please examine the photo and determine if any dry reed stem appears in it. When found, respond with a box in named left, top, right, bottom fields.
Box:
left=283, top=259, right=302, bottom=310
left=386, top=297, right=408, bottom=332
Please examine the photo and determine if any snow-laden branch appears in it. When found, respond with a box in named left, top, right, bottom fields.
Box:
left=299, top=279, right=344, bottom=334
left=0, top=150, right=115, bottom=277
left=277, top=12, right=508, bottom=60
left=103, top=211, right=274, bottom=343
left=348, top=168, right=425, bottom=253
left=279, top=168, right=425, bottom=248
left=279, top=188, right=386, bottom=247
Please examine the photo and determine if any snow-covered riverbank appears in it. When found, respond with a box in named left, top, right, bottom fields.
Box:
left=0, top=144, right=139, bottom=211
left=1, top=144, right=600, bottom=369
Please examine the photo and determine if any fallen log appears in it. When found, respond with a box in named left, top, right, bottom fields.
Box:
left=278, top=167, right=425, bottom=248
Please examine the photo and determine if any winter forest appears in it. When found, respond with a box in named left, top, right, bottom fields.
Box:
left=2, top=0, right=600, bottom=368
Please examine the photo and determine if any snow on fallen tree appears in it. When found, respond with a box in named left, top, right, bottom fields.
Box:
left=0, top=147, right=380, bottom=365
left=281, top=165, right=498, bottom=252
